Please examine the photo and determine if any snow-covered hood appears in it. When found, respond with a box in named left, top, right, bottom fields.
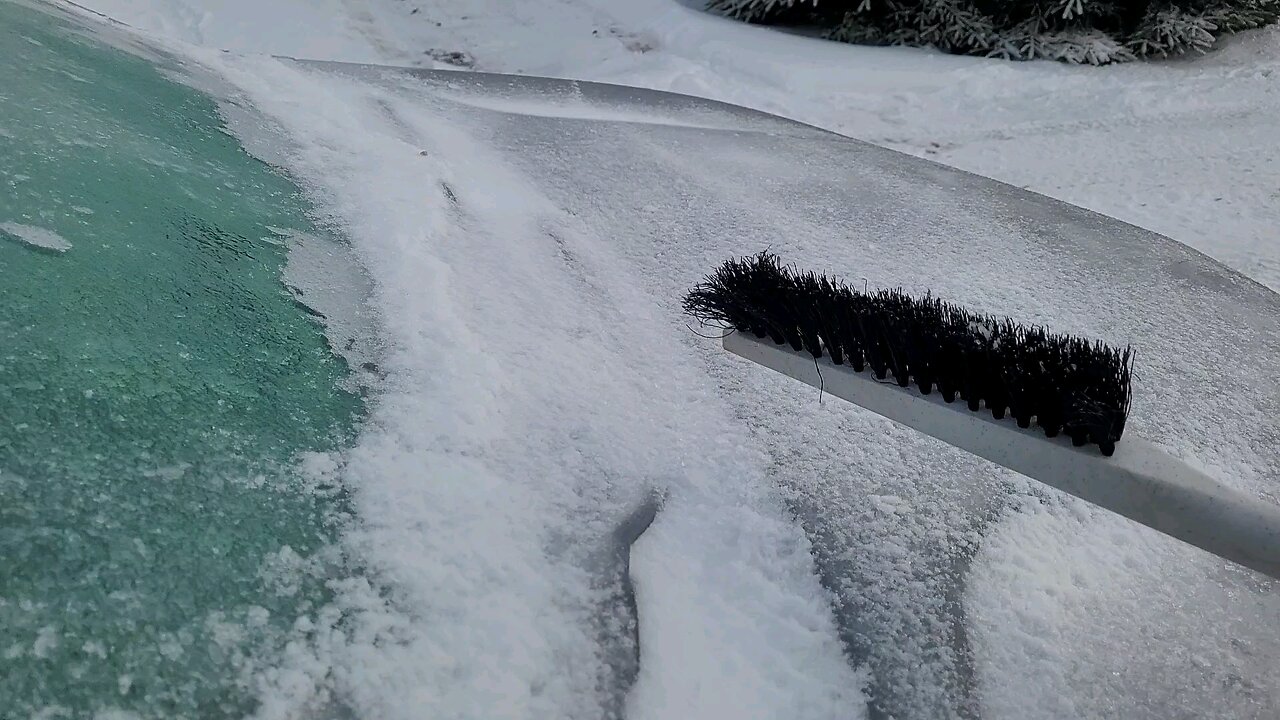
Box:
left=342, top=61, right=1279, bottom=488
left=251, top=60, right=1277, bottom=719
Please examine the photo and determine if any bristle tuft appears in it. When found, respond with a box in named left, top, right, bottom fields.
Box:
left=684, top=252, right=1134, bottom=455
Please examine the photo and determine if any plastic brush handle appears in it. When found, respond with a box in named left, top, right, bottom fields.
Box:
left=724, top=331, right=1280, bottom=581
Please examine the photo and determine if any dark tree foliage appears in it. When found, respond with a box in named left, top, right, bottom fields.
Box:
left=708, top=0, right=1279, bottom=63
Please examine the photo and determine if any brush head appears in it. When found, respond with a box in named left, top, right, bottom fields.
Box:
left=685, top=251, right=1134, bottom=456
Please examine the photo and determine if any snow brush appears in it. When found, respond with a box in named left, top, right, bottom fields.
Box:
left=685, top=252, right=1280, bottom=580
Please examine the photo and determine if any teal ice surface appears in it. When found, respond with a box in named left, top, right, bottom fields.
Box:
left=0, top=2, right=362, bottom=716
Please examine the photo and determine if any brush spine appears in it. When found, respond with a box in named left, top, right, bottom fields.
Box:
left=725, top=331, right=1280, bottom=581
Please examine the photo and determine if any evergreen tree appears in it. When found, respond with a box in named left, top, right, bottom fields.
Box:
left=706, top=0, right=1280, bottom=63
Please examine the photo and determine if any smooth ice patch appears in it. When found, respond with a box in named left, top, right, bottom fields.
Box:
left=1, top=222, right=72, bottom=253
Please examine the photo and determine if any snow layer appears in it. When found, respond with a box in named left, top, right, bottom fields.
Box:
left=207, top=58, right=865, bottom=719
left=411, top=2, right=1280, bottom=294
left=216, top=59, right=1280, bottom=719
left=970, top=495, right=1280, bottom=719
left=51, top=1, right=1280, bottom=718
left=69, top=0, right=1280, bottom=293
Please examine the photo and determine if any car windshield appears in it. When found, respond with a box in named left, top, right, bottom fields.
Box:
left=3, top=1, right=1278, bottom=719
left=1, top=3, right=362, bottom=714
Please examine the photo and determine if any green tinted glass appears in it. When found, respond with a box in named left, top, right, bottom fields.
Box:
left=1, top=3, right=362, bottom=716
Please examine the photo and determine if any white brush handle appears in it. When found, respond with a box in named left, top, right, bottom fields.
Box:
left=724, top=331, right=1280, bottom=581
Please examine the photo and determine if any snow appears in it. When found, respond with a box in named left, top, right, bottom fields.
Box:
left=32, top=625, right=59, bottom=659
left=628, top=497, right=867, bottom=720
left=1, top=221, right=73, bottom=252
left=46, top=0, right=1280, bottom=718
left=59, top=0, right=384, bottom=61
left=970, top=495, right=1280, bottom=718
left=199, top=58, right=866, bottom=719
left=64, top=0, right=1280, bottom=295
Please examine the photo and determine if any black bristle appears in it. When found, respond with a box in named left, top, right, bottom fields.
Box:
left=684, top=251, right=1135, bottom=454
left=819, top=282, right=843, bottom=360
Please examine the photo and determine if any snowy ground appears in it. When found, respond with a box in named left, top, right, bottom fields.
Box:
left=48, top=1, right=1280, bottom=718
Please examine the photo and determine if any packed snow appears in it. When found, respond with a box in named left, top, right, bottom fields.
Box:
left=47, top=0, right=1280, bottom=719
